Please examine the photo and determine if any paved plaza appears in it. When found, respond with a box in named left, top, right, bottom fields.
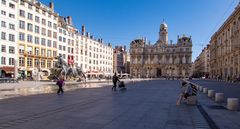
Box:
left=0, top=80, right=208, bottom=129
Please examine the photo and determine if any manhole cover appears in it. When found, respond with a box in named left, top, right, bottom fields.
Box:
left=207, top=105, right=226, bottom=110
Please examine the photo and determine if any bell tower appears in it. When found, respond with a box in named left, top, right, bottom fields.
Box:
left=159, top=22, right=168, bottom=45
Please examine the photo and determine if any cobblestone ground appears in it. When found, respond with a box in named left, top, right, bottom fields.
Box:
left=0, top=80, right=203, bottom=129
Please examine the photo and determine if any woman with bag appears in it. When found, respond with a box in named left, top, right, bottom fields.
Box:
left=56, top=76, right=65, bottom=95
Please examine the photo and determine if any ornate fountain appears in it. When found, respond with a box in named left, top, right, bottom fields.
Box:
left=48, top=55, right=86, bottom=81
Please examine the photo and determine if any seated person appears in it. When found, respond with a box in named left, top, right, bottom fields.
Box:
left=176, top=81, right=197, bottom=105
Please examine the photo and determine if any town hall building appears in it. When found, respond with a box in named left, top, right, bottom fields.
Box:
left=130, top=22, right=192, bottom=78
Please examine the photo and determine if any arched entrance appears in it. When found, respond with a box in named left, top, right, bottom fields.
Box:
left=156, top=68, right=162, bottom=77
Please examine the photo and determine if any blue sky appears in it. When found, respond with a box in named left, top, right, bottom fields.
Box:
left=40, top=0, right=238, bottom=61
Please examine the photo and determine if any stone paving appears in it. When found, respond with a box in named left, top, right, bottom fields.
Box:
left=0, top=80, right=206, bottom=129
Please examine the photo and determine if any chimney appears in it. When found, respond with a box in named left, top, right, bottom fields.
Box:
left=49, top=2, right=54, bottom=10
left=124, top=46, right=126, bottom=51
left=90, top=35, right=94, bottom=39
left=86, top=32, right=90, bottom=38
left=98, top=39, right=101, bottom=43
left=67, top=16, right=72, bottom=25
left=100, top=38, right=103, bottom=43
left=81, top=25, right=85, bottom=36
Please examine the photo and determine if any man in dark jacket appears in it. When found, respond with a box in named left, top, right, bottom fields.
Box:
left=112, top=73, right=120, bottom=91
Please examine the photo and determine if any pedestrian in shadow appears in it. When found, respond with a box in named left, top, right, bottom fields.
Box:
left=112, top=73, right=120, bottom=91
left=176, top=81, right=189, bottom=105
left=56, top=76, right=65, bottom=95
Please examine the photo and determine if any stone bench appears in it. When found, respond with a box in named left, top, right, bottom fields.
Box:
left=187, top=96, right=197, bottom=105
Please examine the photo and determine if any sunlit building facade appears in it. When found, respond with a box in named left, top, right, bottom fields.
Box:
left=0, top=0, right=114, bottom=79
left=130, top=22, right=192, bottom=78
left=210, top=4, right=240, bottom=80
left=0, top=0, right=18, bottom=77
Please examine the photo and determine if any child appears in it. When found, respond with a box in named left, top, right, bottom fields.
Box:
left=56, top=76, right=65, bottom=95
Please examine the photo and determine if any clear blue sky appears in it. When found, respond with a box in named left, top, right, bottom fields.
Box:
left=40, top=0, right=238, bottom=61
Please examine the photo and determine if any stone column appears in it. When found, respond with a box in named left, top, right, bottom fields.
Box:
left=183, top=55, right=186, bottom=64
left=14, top=59, right=18, bottom=80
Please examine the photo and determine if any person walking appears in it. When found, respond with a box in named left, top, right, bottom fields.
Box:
left=56, top=76, right=65, bottom=95
left=112, top=73, right=120, bottom=91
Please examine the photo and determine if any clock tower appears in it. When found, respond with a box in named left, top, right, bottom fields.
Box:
left=159, top=22, right=168, bottom=45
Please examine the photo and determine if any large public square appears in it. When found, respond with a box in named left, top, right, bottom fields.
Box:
left=0, top=79, right=239, bottom=129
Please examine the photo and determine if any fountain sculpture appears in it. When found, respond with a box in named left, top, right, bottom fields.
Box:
left=48, top=55, right=86, bottom=81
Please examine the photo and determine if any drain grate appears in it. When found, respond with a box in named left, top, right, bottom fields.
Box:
left=207, top=105, right=226, bottom=110
left=197, top=105, right=220, bottom=129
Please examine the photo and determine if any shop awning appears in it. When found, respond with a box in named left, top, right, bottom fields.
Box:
left=1, top=67, right=15, bottom=74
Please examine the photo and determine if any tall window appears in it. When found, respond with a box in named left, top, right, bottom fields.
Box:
left=9, top=46, right=15, bottom=54
left=53, top=51, right=57, bottom=57
left=1, top=0, right=6, bottom=5
left=20, top=0, right=24, bottom=5
left=48, top=21, right=52, bottom=27
left=41, top=28, right=46, bottom=36
left=34, top=48, right=39, bottom=56
left=9, top=13, right=15, bottom=18
left=47, top=50, right=51, bottom=57
left=35, top=16, right=40, bottom=23
left=19, top=33, right=25, bottom=41
left=41, top=60, right=45, bottom=68
left=53, top=41, right=57, bottom=48
left=42, top=19, right=46, bottom=25
left=1, top=57, right=6, bottom=65
left=27, top=23, right=33, bottom=31
left=19, top=10, right=25, bottom=17
left=27, top=13, right=33, bottom=20
left=53, top=32, right=57, bottom=39
left=47, top=61, right=51, bottom=68
left=1, top=45, right=6, bottom=52
left=27, top=58, right=32, bottom=67
left=35, top=37, right=39, bottom=44
left=34, top=59, right=39, bottom=67
left=53, top=23, right=57, bottom=30
left=27, top=34, right=32, bottom=43
left=1, top=21, right=6, bottom=27
left=1, top=32, right=6, bottom=40
left=47, top=40, right=51, bottom=47
left=19, top=57, right=25, bottom=67
left=41, top=38, right=46, bottom=46
left=9, top=3, right=15, bottom=9
left=41, top=49, right=45, bottom=57
left=9, top=34, right=15, bottom=42
left=19, top=45, right=24, bottom=54
left=1, top=10, right=6, bottom=15
left=28, top=4, right=32, bottom=9
left=27, top=46, right=32, bottom=55
left=19, top=20, right=25, bottom=29
left=47, top=30, right=51, bottom=37
left=35, top=25, right=39, bottom=33
left=9, top=24, right=15, bottom=30
left=9, top=58, right=14, bottom=65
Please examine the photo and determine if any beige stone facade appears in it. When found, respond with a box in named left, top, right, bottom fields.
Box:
left=210, top=4, right=240, bottom=80
left=130, top=23, right=192, bottom=78
left=193, top=45, right=210, bottom=78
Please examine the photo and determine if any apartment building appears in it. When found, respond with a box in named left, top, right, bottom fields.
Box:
left=0, top=0, right=114, bottom=79
left=0, top=0, right=18, bottom=77
left=79, top=26, right=113, bottom=78
left=193, top=45, right=210, bottom=78
left=17, top=0, right=58, bottom=79
left=210, top=3, right=240, bottom=80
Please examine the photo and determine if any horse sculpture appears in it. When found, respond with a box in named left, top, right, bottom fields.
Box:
left=49, top=55, right=86, bottom=81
